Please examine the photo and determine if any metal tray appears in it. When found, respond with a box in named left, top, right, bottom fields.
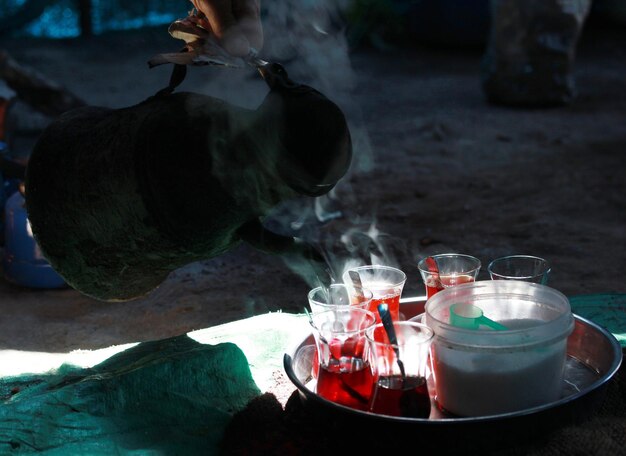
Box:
left=283, top=298, right=623, bottom=453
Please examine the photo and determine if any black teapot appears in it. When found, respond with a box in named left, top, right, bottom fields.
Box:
left=25, top=62, right=351, bottom=301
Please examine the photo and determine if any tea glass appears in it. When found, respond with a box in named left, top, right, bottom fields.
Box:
left=309, top=307, right=377, bottom=410
left=366, top=321, right=434, bottom=418
left=487, top=255, right=551, bottom=284
left=417, top=253, right=481, bottom=299
left=308, top=283, right=373, bottom=314
left=342, top=265, right=407, bottom=322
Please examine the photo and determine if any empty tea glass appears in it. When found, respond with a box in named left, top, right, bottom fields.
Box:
left=488, top=255, right=551, bottom=284
left=417, top=253, right=481, bottom=299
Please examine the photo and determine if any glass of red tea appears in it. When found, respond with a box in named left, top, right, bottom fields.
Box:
left=309, top=307, right=377, bottom=411
left=417, top=253, right=481, bottom=299
left=366, top=320, right=434, bottom=418
left=342, top=265, right=407, bottom=322
left=307, top=284, right=373, bottom=379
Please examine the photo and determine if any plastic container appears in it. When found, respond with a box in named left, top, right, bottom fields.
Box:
left=424, top=280, right=574, bottom=417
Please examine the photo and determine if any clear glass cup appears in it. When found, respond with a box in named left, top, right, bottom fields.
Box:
left=366, top=320, right=434, bottom=418
left=307, top=283, right=373, bottom=314
left=417, top=253, right=481, bottom=299
left=309, top=307, right=377, bottom=410
left=487, top=255, right=551, bottom=284
left=342, top=265, right=407, bottom=322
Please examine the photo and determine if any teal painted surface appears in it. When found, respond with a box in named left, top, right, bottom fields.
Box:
left=570, top=293, right=626, bottom=347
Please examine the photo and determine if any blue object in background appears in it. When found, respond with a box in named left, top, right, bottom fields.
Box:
left=2, top=0, right=183, bottom=39
left=2, top=185, right=67, bottom=289
left=0, top=174, right=22, bottom=240
left=0, top=140, right=23, bottom=243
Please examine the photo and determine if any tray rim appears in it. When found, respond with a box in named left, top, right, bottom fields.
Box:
left=283, top=311, right=623, bottom=425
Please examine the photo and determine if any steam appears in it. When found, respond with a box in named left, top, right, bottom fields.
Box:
left=195, top=0, right=402, bottom=291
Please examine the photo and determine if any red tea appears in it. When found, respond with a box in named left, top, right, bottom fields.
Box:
left=425, top=274, right=475, bottom=299
left=369, top=293, right=401, bottom=322
left=369, top=375, right=430, bottom=418
left=316, top=358, right=374, bottom=410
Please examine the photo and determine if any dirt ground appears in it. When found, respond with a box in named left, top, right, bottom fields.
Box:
left=0, top=17, right=625, bottom=355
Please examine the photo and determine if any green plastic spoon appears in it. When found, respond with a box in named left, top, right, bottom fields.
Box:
left=449, top=303, right=508, bottom=331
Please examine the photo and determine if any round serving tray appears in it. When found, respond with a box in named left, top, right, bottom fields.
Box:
left=283, top=301, right=622, bottom=453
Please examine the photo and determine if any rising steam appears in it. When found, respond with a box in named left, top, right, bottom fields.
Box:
left=193, top=0, right=401, bottom=291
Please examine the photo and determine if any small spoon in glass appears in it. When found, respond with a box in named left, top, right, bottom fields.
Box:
left=377, top=303, right=406, bottom=381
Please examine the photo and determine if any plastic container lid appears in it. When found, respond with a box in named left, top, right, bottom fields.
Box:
left=425, top=280, right=574, bottom=350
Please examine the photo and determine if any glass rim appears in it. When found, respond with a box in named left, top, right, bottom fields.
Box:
left=488, top=254, right=549, bottom=264
left=341, top=264, right=407, bottom=288
left=307, top=284, right=373, bottom=311
left=365, top=321, right=434, bottom=347
left=417, top=253, right=481, bottom=274
left=308, top=307, right=377, bottom=333
left=487, top=255, right=551, bottom=280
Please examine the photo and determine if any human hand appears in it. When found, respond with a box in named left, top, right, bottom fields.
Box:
left=191, top=0, right=263, bottom=56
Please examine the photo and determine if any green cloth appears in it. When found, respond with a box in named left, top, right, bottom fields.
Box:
left=570, top=293, right=626, bottom=346
left=0, top=311, right=310, bottom=455
left=0, top=336, right=260, bottom=455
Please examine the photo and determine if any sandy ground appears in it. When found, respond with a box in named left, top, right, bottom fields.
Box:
left=0, top=18, right=625, bottom=355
